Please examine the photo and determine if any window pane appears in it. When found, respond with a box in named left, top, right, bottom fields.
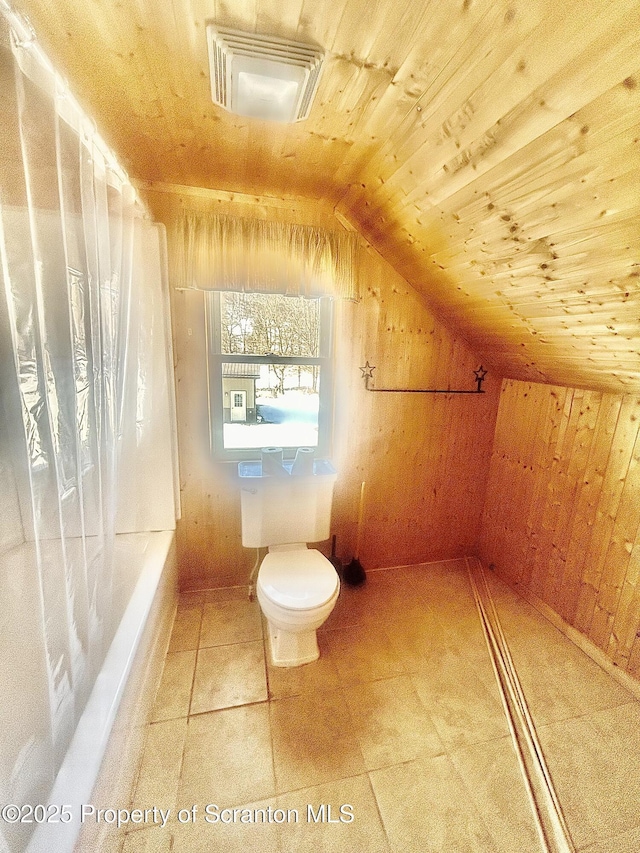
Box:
left=222, top=362, right=320, bottom=450
left=219, top=292, right=320, bottom=357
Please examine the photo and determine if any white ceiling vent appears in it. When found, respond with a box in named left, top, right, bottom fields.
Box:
left=206, top=25, right=324, bottom=123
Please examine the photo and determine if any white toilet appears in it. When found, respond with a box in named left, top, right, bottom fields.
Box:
left=239, top=459, right=340, bottom=667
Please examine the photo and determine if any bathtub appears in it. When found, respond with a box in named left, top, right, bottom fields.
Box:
left=24, top=530, right=177, bottom=853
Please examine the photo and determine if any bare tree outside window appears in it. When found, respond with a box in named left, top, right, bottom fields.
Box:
left=211, top=293, right=332, bottom=457
left=220, top=293, right=321, bottom=396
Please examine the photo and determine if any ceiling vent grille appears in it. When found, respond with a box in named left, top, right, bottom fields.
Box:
left=206, top=25, right=324, bottom=123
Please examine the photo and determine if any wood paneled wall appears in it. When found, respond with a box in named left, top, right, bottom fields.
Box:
left=480, top=379, right=640, bottom=680
left=143, top=184, right=501, bottom=589
left=330, top=244, right=500, bottom=573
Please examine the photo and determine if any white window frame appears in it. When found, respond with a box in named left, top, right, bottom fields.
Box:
left=205, top=291, right=334, bottom=461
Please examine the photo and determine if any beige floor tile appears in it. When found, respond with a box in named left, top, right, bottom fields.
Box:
left=409, top=564, right=487, bottom=659
left=324, top=565, right=432, bottom=630
left=171, top=797, right=281, bottom=853
left=266, top=639, right=341, bottom=700
left=381, top=608, right=452, bottom=672
left=203, top=586, right=251, bottom=603
left=269, top=689, right=366, bottom=793
left=404, top=560, right=468, bottom=588
left=576, top=824, right=640, bottom=853
left=439, top=610, right=489, bottom=663
left=275, top=774, right=391, bottom=853
left=343, top=675, right=444, bottom=770
left=126, top=566, right=640, bottom=853
left=178, top=591, right=205, bottom=607
left=519, top=651, right=632, bottom=728
left=369, top=754, right=497, bottom=853
left=355, top=568, right=435, bottom=623
left=497, top=604, right=634, bottom=726
left=131, top=717, right=188, bottom=814
left=319, top=582, right=375, bottom=632
left=536, top=702, right=640, bottom=849
left=178, top=705, right=275, bottom=810
left=122, top=827, right=172, bottom=852
left=410, top=651, right=509, bottom=749
left=168, top=605, right=202, bottom=653
left=190, top=641, right=267, bottom=714
left=482, top=569, right=526, bottom=606
left=449, top=736, right=542, bottom=853
left=199, top=598, right=263, bottom=647
left=493, top=588, right=545, bottom=625
left=323, top=623, right=406, bottom=685
left=151, top=650, right=196, bottom=722
left=409, top=561, right=477, bottom=615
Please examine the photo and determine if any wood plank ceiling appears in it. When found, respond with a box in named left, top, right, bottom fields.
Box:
left=16, top=0, right=640, bottom=393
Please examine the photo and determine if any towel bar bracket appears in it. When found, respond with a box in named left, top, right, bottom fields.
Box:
left=360, top=363, right=487, bottom=394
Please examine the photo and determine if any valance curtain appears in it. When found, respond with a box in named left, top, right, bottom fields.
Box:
left=172, top=211, right=360, bottom=300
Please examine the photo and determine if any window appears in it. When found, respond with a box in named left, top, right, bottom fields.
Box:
left=206, top=291, right=334, bottom=460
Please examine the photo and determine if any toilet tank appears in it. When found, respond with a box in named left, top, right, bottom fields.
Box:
left=238, top=460, right=337, bottom=548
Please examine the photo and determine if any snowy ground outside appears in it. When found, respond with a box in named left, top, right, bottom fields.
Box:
left=224, top=390, right=319, bottom=450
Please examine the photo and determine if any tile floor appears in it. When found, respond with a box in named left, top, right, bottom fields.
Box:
left=120, top=560, right=640, bottom=853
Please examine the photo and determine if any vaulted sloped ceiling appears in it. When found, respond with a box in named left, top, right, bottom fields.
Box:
left=17, top=0, right=640, bottom=393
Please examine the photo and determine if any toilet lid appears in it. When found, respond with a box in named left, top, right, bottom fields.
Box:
left=258, top=549, right=339, bottom=611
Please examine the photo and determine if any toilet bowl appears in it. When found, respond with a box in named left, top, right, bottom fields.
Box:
left=256, top=544, right=340, bottom=667
left=238, top=458, right=339, bottom=667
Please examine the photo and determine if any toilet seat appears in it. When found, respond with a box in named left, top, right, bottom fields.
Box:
left=258, top=548, right=339, bottom=611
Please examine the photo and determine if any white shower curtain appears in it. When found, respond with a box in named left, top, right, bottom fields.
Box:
left=0, top=6, right=178, bottom=852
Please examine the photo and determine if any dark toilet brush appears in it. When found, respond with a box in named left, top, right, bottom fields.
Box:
left=343, top=481, right=367, bottom=586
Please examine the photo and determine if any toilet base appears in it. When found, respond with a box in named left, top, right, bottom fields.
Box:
left=265, top=620, right=320, bottom=667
